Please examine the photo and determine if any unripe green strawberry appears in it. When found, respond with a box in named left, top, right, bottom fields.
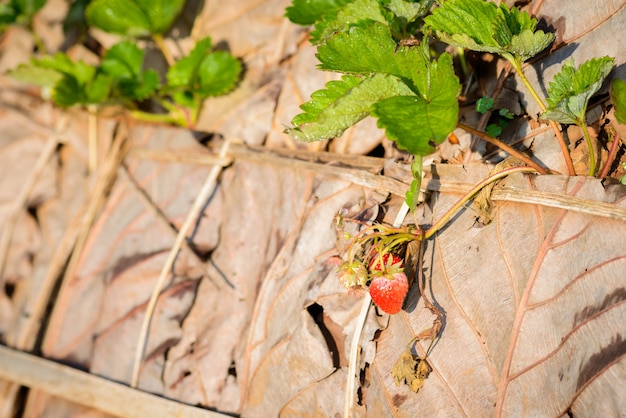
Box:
left=369, top=272, right=408, bottom=314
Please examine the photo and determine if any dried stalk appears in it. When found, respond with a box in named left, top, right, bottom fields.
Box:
left=130, top=139, right=233, bottom=387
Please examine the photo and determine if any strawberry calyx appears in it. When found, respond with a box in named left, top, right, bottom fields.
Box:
left=368, top=251, right=404, bottom=278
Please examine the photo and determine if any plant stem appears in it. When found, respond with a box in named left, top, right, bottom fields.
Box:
left=458, top=122, right=548, bottom=174
left=423, top=166, right=538, bottom=240
left=509, top=57, right=546, bottom=112
left=578, top=119, right=596, bottom=176
left=152, top=33, right=175, bottom=67
left=599, top=128, right=620, bottom=178
left=129, top=110, right=184, bottom=127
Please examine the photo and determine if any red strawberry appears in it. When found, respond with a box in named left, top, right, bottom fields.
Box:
left=369, top=272, right=408, bottom=314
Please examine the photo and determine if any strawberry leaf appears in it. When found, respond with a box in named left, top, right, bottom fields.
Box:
left=611, top=79, right=626, bottom=126
left=371, top=53, right=460, bottom=155
left=424, top=0, right=554, bottom=64
left=286, top=73, right=415, bottom=142
left=100, top=41, right=159, bottom=100
left=166, top=37, right=241, bottom=97
left=542, top=56, right=615, bottom=125
left=310, top=0, right=388, bottom=45
left=285, top=0, right=354, bottom=25
left=317, top=23, right=429, bottom=89
left=166, top=37, right=213, bottom=88
left=8, top=64, right=62, bottom=87
left=385, top=0, right=433, bottom=26
left=0, top=0, right=46, bottom=27
left=196, top=51, right=242, bottom=96
left=86, top=0, right=185, bottom=36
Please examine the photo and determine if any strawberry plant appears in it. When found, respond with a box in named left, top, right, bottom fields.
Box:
left=0, top=0, right=47, bottom=51
left=286, top=0, right=625, bottom=395
left=285, top=0, right=623, bottom=238
left=6, top=0, right=242, bottom=128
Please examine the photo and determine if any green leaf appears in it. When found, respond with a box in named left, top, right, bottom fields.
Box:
left=424, top=0, right=554, bottom=63
left=167, top=37, right=213, bottom=88
left=134, top=0, right=185, bottom=34
left=285, top=0, right=354, bottom=25
left=611, top=79, right=626, bottom=126
left=8, top=64, right=62, bottom=87
left=11, top=0, right=47, bottom=18
left=485, top=123, right=502, bottom=137
left=384, top=0, right=433, bottom=25
left=86, top=0, right=184, bottom=36
left=86, top=73, right=113, bottom=103
left=101, top=42, right=160, bottom=101
left=542, top=56, right=615, bottom=125
left=286, top=73, right=415, bottom=142
left=371, top=53, right=460, bottom=155
left=317, top=23, right=429, bottom=88
left=131, top=69, right=160, bottom=100
left=32, top=52, right=76, bottom=75
left=86, top=0, right=151, bottom=37
left=476, top=96, right=494, bottom=114
left=310, top=0, right=388, bottom=45
left=406, top=155, right=423, bottom=212
left=196, top=51, right=242, bottom=96
left=100, top=41, right=144, bottom=79
left=166, top=37, right=241, bottom=98
left=0, top=0, right=46, bottom=27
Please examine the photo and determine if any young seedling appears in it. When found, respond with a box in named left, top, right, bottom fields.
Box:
left=8, top=0, right=242, bottom=128
left=541, top=57, right=615, bottom=176
left=0, top=0, right=47, bottom=51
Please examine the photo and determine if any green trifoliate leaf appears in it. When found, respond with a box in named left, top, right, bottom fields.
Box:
left=285, top=0, right=354, bottom=25
left=310, top=0, right=388, bottom=45
left=101, top=41, right=160, bottom=101
left=317, top=23, right=429, bottom=88
left=86, top=0, right=184, bottom=36
left=542, top=56, right=615, bottom=125
left=167, top=37, right=213, bottom=88
left=611, top=79, right=626, bottom=126
left=167, top=37, right=241, bottom=97
left=286, top=73, right=415, bottom=142
left=371, top=53, right=460, bottom=155
left=424, top=0, right=553, bottom=63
